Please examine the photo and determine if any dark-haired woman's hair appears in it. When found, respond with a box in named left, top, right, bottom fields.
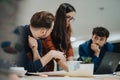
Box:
left=51, top=3, right=76, bottom=52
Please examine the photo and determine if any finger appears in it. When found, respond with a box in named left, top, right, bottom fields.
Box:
left=58, top=51, right=64, bottom=55
left=40, top=74, right=48, bottom=77
left=38, top=73, right=48, bottom=77
left=28, top=35, right=31, bottom=38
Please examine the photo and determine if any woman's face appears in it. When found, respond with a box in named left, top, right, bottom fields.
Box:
left=66, top=11, right=75, bottom=27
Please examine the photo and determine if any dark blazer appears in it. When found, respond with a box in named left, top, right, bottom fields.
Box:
left=77, top=39, right=114, bottom=72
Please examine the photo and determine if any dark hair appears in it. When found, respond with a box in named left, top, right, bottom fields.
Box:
left=92, top=26, right=109, bottom=38
left=30, top=11, right=54, bottom=29
left=51, top=3, right=76, bottom=51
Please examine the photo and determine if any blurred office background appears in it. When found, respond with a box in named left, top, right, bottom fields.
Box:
left=0, top=0, right=120, bottom=67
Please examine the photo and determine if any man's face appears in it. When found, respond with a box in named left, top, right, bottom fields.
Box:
left=92, top=34, right=107, bottom=48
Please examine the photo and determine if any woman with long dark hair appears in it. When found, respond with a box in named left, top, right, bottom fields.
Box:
left=42, top=3, right=76, bottom=71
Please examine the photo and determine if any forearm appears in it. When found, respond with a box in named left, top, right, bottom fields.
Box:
left=40, top=52, right=53, bottom=66
left=32, top=48, right=53, bottom=67
left=32, top=48, right=40, bottom=61
left=41, top=50, right=65, bottom=66
left=94, top=49, right=100, bottom=57
left=67, top=56, right=73, bottom=61
left=58, top=60, right=68, bottom=71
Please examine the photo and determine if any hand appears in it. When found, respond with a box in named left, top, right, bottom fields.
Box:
left=27, top=72, right=48, bottom=77
left=48, top=50, right=66, bottom=61
left=91, top=43, right=100, bottom=57
left=28, top=35, right=40, bottom=60
left=28, top=35, right=38, bottom=49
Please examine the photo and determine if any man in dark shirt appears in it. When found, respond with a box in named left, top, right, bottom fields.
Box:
left=77, top=27, right=114, bottom=72
left=20, top=11, right=66, bottom=73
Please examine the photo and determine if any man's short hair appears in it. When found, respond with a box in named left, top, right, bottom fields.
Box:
left=92, top=26, right=109, bottom=38
left=30, top=11, right=54, bottom=29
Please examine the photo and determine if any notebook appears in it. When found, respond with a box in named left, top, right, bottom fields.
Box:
left=94, top=52, right=120, bottom=74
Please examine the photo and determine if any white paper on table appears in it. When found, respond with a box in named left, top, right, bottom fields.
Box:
left=41, top=69, right=93, bottom=77
left=28, top=64, right=94, bottom=77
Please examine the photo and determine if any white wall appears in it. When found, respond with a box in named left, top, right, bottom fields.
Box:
left=16, top=0, right=120, bottom=40
left=15, top=0, right=120, bottom=59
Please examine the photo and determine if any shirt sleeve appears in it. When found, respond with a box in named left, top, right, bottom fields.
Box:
left=78, top=45, right=86, bottom=61
left=67, top=43, right=74, bottom=57
left=24, top=52, right=44, bottom=72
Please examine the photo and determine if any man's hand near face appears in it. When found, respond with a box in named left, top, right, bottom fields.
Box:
left=28, top=35, right=66, bottom=67
left=91, top=43, right=100, bottom=57
left=28, top=35, right=40, bottom=60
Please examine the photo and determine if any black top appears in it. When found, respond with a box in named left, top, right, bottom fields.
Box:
left=20, top=25, right=45, bottom=72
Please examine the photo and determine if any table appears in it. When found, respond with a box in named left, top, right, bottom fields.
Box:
left=21, top=75, right=120, bottom=80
